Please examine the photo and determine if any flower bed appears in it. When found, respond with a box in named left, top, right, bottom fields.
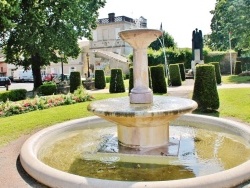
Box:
left=0, top=88, right=94, bottom=117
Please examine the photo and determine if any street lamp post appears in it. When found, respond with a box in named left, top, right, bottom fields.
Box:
left=61, top=55, right=64, bottom=81
left=86, top=53, right=90, bottom=78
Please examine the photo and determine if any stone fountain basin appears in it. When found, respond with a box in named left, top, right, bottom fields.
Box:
left=20, top=114, right=250, bottom=188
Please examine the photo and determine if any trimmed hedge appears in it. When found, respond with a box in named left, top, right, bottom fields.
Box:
left=210, top=62, right=221, bottom=84
left=0, top=89, right=27, bottom=102
left=234, top=61, right=242, bottom=75
left=192, top=64, right=219, bottom=111
left=129, top=67, right=152, bottom=93
left=169, top=64, right=182, bottom=86
left=38, top=82, right=57, bottom=96
left=109, top=69, right=125, bottom=93
left=70, top=72, right=81, bottom=93
left=95, top=70, right=106, bottom=89
left=150, top=65, right=167, bottom=93
left=178, top=63, right=186, bottom=81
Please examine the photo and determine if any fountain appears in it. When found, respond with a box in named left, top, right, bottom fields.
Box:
left=20, top=29, right=250, bottom=188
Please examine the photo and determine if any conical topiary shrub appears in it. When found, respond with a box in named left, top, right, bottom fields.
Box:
left=192, top=64, right=219, bottom=111
left=234, top=61, right=242, bottom=75
left=70, top=71, right=81, bottom=93
left=150, top=65, right=167, bottom=93
left=210, top=62, right=221, bottom=84
left=109, top=69, right=125, bottom=93
left=169, top=64, right=182, bottom=86
left=95, top=70, right=106, bottom=89
left=178, top=63, right=186, bottom=81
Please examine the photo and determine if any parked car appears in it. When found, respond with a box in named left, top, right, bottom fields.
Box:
left=52, top=74, right=70, bottom=84
left=0, top=77, right=11, bottom=90
left=43, top=73, right=57, bottom=82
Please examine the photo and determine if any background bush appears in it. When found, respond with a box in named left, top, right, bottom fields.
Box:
left=234, top=61, right=242, bottom=75
left=0, top=89, right=27, bottom=102
left=95, top=70, right=106, bottom=89
left=150, top=65, right=167, bottom=93
left=178, top=63, right=186, bottom=81
left=169, top=64, right=182, bottom=86
left=38, top=82, right=57, bottom=96
left=70, top=71, right=81, bottom=93
left=109, top=69, right=125, bottom=93
left=210, top=62, right=222, bottom=84
left=192, top=64, right=219, bottom=111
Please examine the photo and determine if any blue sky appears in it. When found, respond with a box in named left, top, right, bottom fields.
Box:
left=98, top=0, right=216, bottom=48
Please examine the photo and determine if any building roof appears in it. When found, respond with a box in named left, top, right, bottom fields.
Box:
left=94, top=50, right=128, bottom=64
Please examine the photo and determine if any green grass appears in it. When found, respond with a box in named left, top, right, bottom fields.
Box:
left=218, top=88, right=250, bottom=123
left=222, top=75, right=250, bottom=84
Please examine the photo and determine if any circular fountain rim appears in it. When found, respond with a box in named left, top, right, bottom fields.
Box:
left=20, top=114, right=250, bottom=188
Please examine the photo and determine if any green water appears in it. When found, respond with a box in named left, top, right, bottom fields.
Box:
left=39, top=122, right=250, bottom=181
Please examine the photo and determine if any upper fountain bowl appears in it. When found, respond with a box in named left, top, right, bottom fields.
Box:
left=119, top=28, right=162, bottom=49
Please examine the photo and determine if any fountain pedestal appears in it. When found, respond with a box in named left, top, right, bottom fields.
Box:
left=119, top=29, right=162, bottom=104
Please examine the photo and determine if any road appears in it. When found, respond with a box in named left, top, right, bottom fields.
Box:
left=0, top=82, right=34, bottom=92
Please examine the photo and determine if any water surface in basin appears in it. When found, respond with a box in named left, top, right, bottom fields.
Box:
left=38, top=121, right=250, bottom=181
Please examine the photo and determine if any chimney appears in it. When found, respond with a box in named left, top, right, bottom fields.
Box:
left=108, top=13, right=115, bottom=22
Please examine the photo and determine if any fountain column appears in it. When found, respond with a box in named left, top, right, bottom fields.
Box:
left=119, top=29, right=162, bottom=104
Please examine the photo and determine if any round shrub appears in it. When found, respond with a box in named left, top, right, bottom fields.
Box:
left=210, top=62, right=221, bottom=84
left=38, top=82, right=57, bottom=96
left=169, top=64, right=182, bottom=86
left=0, top=89, right=27, bottom=102
left=150, top=65, right=167, bottom=93
left=70, top=71, right=81, bottom=93
left=234, top=61, right=242, bottom=75
left=109, top=69, right=125, bottom=93
left=178, top=63, right=186, bottom=81
left=95, top=70, right=106, bottom=89
left=192, top=64, right=219, bottom=111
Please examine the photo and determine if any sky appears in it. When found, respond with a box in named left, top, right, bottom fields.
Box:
left=98, top=0, right=217, bottom=48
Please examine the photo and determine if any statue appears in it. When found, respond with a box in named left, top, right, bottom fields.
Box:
left=192, top=28, right=203, bottom=60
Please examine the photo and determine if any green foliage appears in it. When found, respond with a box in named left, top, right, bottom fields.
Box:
left=109, top=69, right=125, bottom=93
left=70, top=72, right=81, bottom=93
left=38, top=82, right=57, bottom=96
left=178, top=63, right=186, bottom=81
left=192, top=64, right=219, bottom=111
left=0, top=0, right=20, bottom=44
left=210, top=62, right=222, bottom=84
left=150, top=65, right=167, bottom=93
left=234, top=61, right=242, bottom=75
left=169, top=64, right=182, bottom=86
left=149, top=31, right=177, bottom=50
left=204, top=52, right=225, bottom=63
left=0, top=89, right=27, bottom=102
left=209, top=0, right=250, bottom=51
left=94, top=70, right=106, bottom=89
left=105, top=76, right=111, bottom=83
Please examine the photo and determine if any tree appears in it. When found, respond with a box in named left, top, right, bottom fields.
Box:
left=149, top=30, right=176, bottom=50
left=3, top=0, right=105, bottom=90
left=209, top=0, right=250, bottom=54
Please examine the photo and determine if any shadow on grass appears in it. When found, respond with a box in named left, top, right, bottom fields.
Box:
left=192, top=109, right=220, bottom=118
left=226, top=75, right=250, bottom=83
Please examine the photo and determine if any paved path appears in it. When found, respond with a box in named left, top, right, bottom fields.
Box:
left=0, top=79, right=250, bottom=188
